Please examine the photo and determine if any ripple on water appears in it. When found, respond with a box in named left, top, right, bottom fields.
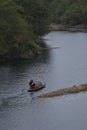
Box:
left=0, top=89, right=42, bottom=111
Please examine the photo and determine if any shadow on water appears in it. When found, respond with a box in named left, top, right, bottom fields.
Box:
left=0, top=48, right=51, bottom=75
left=0, top=48, right=51, bottom=95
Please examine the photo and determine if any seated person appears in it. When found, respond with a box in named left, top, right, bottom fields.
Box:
left=29, top=80, right=38, bottom=89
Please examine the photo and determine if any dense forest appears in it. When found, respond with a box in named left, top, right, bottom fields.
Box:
left=0, top=0, right=87, bottom=60
left=0, top=0, right=51, bottom=59
left=49, top=0, right=87, bottom=25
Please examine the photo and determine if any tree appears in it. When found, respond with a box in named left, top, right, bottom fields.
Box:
left=61, top=3, right=84, bottom=25
left=0, top=0, right=51, bottom=59
left=0, top=0, right=34, bottom=58
left=14, top=0, right=51, bottom=36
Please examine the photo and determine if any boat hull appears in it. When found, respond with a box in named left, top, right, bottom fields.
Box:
left=28, top=82, right=45, bottom=92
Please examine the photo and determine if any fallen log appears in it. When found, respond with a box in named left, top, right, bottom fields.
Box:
left=37, top=83, right=87, bottom=98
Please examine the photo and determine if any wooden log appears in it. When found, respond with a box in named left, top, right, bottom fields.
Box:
left=37, top=83, right=87, bottom=98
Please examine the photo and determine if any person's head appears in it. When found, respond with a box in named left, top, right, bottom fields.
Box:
left=31, top=80, right=33, bottom=82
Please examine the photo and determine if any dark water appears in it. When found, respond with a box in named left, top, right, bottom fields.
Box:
left=0, top=31, right=87, bottom=130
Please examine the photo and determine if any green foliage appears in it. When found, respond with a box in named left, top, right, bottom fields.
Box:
left=0, top=0, right=51, bottom=59
left=49, top=0, right=87, bottom=25
left=14, top=0, right=51, bottom=36
left=0, top=0, right=31, bottom=57
left=52, top=0, right=70, bottom=23
left=1, top=0, right=86, bottom=60
left=83, top=6, right=87, bottom=24
left=61, top=3, right=84, bottom=25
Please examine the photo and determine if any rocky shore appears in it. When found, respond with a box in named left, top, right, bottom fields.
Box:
left=37, top=83, right=87, bottom=98
left=49, top=24, right=87, bottom=32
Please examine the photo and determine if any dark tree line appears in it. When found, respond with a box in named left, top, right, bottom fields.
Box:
left=49, top=0, right=87, bottom=25
left=0, top=0, right=87, bottom=60
left=0, top=0, right=51, bottom=59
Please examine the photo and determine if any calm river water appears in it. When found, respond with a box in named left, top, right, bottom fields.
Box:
left=0, top=31, right=87, bottom=130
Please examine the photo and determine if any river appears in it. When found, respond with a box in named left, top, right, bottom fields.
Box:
left=0, top=31, right=87, bottom=130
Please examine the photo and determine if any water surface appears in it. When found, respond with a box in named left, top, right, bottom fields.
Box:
left=0, top=31, right=87, bottom=130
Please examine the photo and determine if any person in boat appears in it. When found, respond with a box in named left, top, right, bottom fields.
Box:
left=29, top=80, right=34, bottom=89
left=29, top=80, right=37, bottom=89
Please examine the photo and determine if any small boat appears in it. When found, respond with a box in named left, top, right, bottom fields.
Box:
left=28, top=81, right=46, bottom=92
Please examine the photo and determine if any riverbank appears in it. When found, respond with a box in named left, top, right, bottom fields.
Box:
left=0, top=41, right=48, bottom=62
left=49, top=24, right=87, bottom=32
left=37, top=83, right=87, bottom=98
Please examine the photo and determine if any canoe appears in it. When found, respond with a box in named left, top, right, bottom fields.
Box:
left=28, top=82, right=46, bottom=92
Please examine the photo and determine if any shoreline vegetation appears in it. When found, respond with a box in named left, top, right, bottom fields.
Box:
left=49, top=24, right=87, bottom=32
left=37, top=83, right=87, bottom=98
left=1, top=23, right=86, bottom=61
left=0, top=0, right=51, bottom=61
left=0, top=42, right=47, bottom=61
left=0, top=0, right=87, bottom=61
